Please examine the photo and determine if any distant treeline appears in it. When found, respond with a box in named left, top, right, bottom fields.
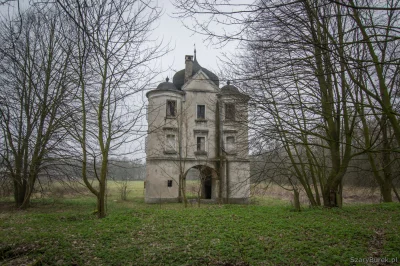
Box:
left=250, top=151, right=400, bottom=189
left=0, top=157, right=145, bottom=197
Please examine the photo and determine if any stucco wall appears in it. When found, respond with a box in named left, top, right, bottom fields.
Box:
left=145, top=160, right=180, bottom=203
left=145, top=70, right=250, bottom=204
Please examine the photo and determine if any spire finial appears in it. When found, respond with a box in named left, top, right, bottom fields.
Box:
left=194, top=44, right=196, bottom=61
left=166, top=77, right=169, bottom=82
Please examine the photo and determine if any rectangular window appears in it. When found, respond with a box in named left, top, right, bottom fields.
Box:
left=225, top=103, right=235, bottom=120
left=167, top=180, right=173, bottom=187
left=197, top=136, right=206, bottom=151
left=166, top=100, right=176, bottom=117
left=226, top=136, right=235, bottom=152
left=197, top=105, right=205, bottom=119
left=166, top=134, right=175, bottom=150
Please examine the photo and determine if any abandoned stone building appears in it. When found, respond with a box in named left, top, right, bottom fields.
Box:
left=145, top=51, right=250, bottom=203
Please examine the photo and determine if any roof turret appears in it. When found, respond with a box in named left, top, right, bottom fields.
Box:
left=220, top=80, right=240, bottom=94
left=156, top=77, right=178, bottom=91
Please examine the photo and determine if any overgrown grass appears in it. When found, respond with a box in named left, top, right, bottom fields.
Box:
left=1, top=182, right=399, bottom=265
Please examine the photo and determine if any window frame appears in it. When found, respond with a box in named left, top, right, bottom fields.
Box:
left=166, top=100, right=177, bottom=118
left=196, top=104, right=206, bottom=120
left=166, top=134, right=176, bottom=151
left=225, top=136, right=236, bottom=153
left=196, top=136, right=206, bottom=152
left=225, top=103, right=235, bottom=121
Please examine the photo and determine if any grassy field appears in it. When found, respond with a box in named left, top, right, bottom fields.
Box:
left=1, top=181, right=399, bottom=265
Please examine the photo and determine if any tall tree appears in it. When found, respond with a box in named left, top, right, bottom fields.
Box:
left=55, top=0, right=166, bottom=218
left=0, top=9, right=74, bottom=208
left=173, top=0, right=400, bottom=206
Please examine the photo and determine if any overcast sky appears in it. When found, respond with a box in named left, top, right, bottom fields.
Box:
left=153, top=0, right=236, bottom=87
left=0, top=0, right=236, bottom=86
left=0, top=0, right=238, bottom=160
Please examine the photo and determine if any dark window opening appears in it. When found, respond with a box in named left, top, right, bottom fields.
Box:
left=197, top=136, right=205, bottom=151
left=166, top=100, right=176, bottom=117
left=167, top=180, right=173, bottom=187
left=197, top=105, right=205, bottom=119
left=225, top=103, right=235, bottom=120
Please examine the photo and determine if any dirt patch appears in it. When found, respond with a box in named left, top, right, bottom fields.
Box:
left=367, top=228, right=387, bottom=266
left=0, top=202, right=17, bottom=213
left=342, top=187, right=381, bottom=204
left=0, top=243, right=42, bottom=266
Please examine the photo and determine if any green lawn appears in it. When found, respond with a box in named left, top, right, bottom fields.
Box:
left=1, top=182, right=399, bottom=265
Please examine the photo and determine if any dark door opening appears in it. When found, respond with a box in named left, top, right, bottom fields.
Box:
left=204, top=176, right=212, bottom=199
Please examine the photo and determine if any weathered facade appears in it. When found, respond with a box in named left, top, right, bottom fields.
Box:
left=145, top=52, right=250, bottom=203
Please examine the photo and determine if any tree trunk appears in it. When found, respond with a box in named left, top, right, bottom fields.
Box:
left=14, top=179, right=27, bottom=208
left=97, top=182, right=106, bottom=218
left=392, top=184, right=400, bottom=202
left=121, top=184, right=127, bottom=200
left=179, top=173, right=188, bottom=207
left=323, top=185, right=340, bottom=208
left=14, top=176, right=34, bottom=209
left=97, top=158, right=108, bottom=218
left=293, top=189, right=301, bottom=212
left=380, top=181, right=393, bottom=203
left=380, top=117, right=393, bottom=202
left=20, top=194, right=31, bottom=209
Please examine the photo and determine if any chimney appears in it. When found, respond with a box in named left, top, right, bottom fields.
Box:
left=184, top=55, right=193, bottom=83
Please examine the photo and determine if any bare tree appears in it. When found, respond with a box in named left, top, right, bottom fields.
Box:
left=0, top=8, right=74, bottom=208
left=172, top=0, right=400, bottom=207
left=54, top=0, right=166, bottom=218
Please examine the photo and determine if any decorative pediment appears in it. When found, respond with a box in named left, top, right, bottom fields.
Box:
left=182, top=70, right=219, bottom=92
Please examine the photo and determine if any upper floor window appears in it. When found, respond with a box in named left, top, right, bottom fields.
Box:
left=197, top=136, right=206, bottom=151
left=197, top=105, right=205, bottom=119
left=226, top=136, right=235, bottom=152
left=225, top=103, right=235, bottom=121
left=166, top=134, right=176, bottom=150
left=166, top=100, right=176, bottom=117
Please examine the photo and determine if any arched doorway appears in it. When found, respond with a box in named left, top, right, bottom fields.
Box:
left=185, top=165, right=218, bottom=200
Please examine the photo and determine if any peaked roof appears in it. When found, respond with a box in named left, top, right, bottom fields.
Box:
left=172, top=57, right=219, bottom=90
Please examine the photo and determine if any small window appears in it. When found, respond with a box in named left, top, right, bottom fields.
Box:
left=167, top=180, right=173, bottom=187
left=166, top=134, right=175, bottom=150
left=226, top=136, right=235, bottom=152
left=197, top=136, right=206, bottom=151
left=225, top=103, right=235, bottom=120
left=166, top=100, right=176, bottom=117
left=197, top=105, right=205, bottom=119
